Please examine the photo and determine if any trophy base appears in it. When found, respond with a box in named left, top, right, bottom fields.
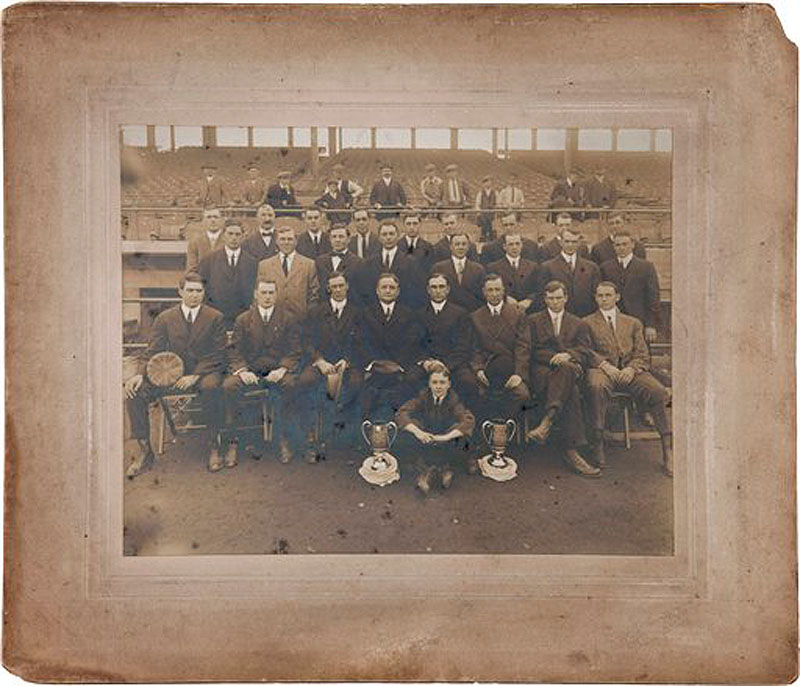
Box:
left=478, top=453, right=518, bottom=482
left=358, top=452, right=400, bottom=486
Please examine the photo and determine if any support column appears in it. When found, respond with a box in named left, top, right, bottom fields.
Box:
left=504, top=128, right=509, bottom=156
left=119, top=126, right=125, bottom=147
left=564, top=127, right=578, bottom=173
left=531, top=128, right=538, bottom=150
left=202, top=126, right=217, bottom=148
left=310, top=126, right=319, bottom=177
left=247, top=126, right=254, bottom=148
left=370, top=127, right=377, bottom=149
left=170, top=125, right=176, bottom=152
left=410, top=127, right=416, bottom=149
left=450, top=127, right=458, bottom=150
left=611, top=127, right=619, bottom=152
left=146, top=125, right=156, bottom=149
left=649, top=128, right=657, bottom=152
left=328, top=127, right=337, bottom=156
left=492, top=127, right=499, bottom=156
left=288, top=127, right=294, bottom=148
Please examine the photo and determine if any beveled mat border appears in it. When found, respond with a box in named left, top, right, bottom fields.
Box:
left=86, top=86, right=705, bottom=600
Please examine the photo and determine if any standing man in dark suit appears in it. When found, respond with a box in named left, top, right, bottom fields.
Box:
left=315, top=179, right=352, bottom=227
left=123, top=272, right=227, bottom=476
left=197, top=165, right=228, bottom=208
left=295, top=271, right=364, bottom=458
left=538, top=223, right=600, bottom=317
left=474, top=175, right=498, bottom=242
left=369, top=163, right=407, bottom=220
left=241, top=203, right=279, bottom=263
left=583, top=167, right=617, bottom=218
left=266, top=170, right=299, bottom=218
left=583, top=281, right=672, bottom=475
left=186, top=207, right=224, bottom=271
left=431, top=232, right=486, bottom=312
left=223, top=279, right=303, bottom=465
left=348, top=208, right=380, bottom=260
left=526, top=280, right=600, bottom=477
left=398, top=211, right=434, bottom=272
left=539, top=212, right=591, bottom=262
left=296, top=207, right=332, bottom=260
left=548, top=168, right=584, bottom=221
left=480, top=212, right=541, bottom=265
left=241, top=164, right=267, bottom=207
left=197, top=219, right=258, bottom=329
left=469, top=274, right=531, bottom=421
left=315, top=223, right=362, bottom=301
left=332, top=162, right=364, bottom=206
left=486, top=232, right=539, bottom=315
left=599, top=230, right=662, bottom=343
left=431, top=212, right=480, bottom=263
left=589, top=212, right=646, bottom=265
left=360, top=273, right=423, bottom=420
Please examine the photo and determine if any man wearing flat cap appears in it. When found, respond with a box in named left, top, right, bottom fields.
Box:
left=369, top=163, right=407, bottom=221
left=474, top=174, right=498, bottom=242
left=197, top=165, right=228, bottom=209
left=315, top=178, right=352, bottom=226
left=420, top=163, right=443, bottom=219
left=331, top=162, right=363, bottom=206
left=442, top=163, right=470, bottom=212
left=241, top=164, right=267, bottom=207
left=267, top=170, right=299, bottom=218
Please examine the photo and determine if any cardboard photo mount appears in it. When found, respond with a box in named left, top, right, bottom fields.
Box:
left=3, top=5, right=797, bottom=683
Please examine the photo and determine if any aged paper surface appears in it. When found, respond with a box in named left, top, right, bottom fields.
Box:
left=3, top=4, right=797, bottom=682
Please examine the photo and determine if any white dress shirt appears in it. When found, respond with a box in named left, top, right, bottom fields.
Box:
left=561, top=252, right=576, bottom=270
left=548, top=308, right=564, bottom=336
left=431, top=300, right=447, bottom=314
left=619, top=253, right=634, bottom=269
left=258, top=304, right=275, bottom=323
left=330, top=299, right=347, bottom=318
left=181, top=304, right=201, bottom=323
left=224, top=246, right=241, bottom=267
left=382, top=246, right=397, bottom=269
left=489, top=302, right=504, bottom=317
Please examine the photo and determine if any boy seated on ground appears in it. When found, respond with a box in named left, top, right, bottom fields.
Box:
left=395, top=364, right=475, bottom=495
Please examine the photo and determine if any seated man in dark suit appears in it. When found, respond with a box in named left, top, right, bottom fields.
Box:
left=314, top=178, right=352, bottom=227
left=369, top=164, right=407, bottom=221
left=360, top=273, right=423, bottom=421
left=599, top=229, right=662, bottom=344
left=539, top=212, right=591, bottom=262
left=223, top=278, right=303, bottom=465
left=396, top=365, right=475, bottom=495
left=123, top=272, right=227, bottom=477
left=398, top=211, right=434, bottom=272
left=296, top=206, right=332, bottom=260
left=486, top=232, right=539, bottom=315
left=548, top=169, right=584, bottom=221
left=469, top=274, right=531, bottom=421
left=416, top=272, right=479, bottom=410
left=583, top=282, right=673, bottom=475
left=266, top=170, right=299, bottom=218
left=315, top=224, right=362, bottom=291
left=480, top=212, right=540, bottom=265
left=431, top=232, right=486, bottom=312
left=431, top=212, right=479, bottom=263
left=537, top=222, right=600, bottom=317
left=589, top=212, right=646, bottom=265
left=348, top=208, right=380, bottom=260
left=197, top=219, right=258, bottom=329
left=295, top=271, right=364, bottom=459
left=526, top=280, right=600, bottom=477
left=242, top=203, right=279, bottom=262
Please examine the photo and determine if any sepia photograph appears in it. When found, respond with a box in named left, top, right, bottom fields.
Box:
left=121, top=123, right=675, bottom=556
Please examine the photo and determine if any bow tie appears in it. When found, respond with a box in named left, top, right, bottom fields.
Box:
left=332, top=251, right=346, bottom=257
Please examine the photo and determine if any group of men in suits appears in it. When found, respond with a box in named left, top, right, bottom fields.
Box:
left=549, top=167, right=618, bottom=221
left=126, top=202, right=671, bottom=488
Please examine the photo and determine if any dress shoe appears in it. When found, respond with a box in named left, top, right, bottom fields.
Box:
left=563, top=449, right=602, bottom=477
left=126, top=441, right=155, bottom=479
left=441, top=467, right=454, bottom=490
left=416, top=468, right=434, bottom=495
left=278, top=438, right=294, bottom=464
left=207, top=447, right=223, bottom=473
left=662, top=445, right=674, bottom=478
left=224, top=441, right=238, bottom=468
left=527, top=417, right=552, bottom=444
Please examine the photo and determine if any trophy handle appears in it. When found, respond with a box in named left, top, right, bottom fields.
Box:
left=361, top=420, right=373, bottom=447
left=386, top=421, right=398, bottom=449
left=481, top=420, right=494, bottom=446
left=505, top=418, right=517, bottom=443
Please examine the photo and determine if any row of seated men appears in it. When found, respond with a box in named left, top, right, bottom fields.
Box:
left=123, top=267, right=672, bottom=493
left=186, top=205, right=662, bottom=346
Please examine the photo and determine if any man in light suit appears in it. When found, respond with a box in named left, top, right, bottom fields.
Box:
left=526, top=280, right=600, bottom=477
left=497, top=172, right=525, bottom=221
left=197, top=165, right=228, bottom=208
left=441, top=163, right=470, bottom=214
left=266, top=170, right=299, bottom=218
left=123, top=272, right=227, bottom=476
left=242, top=204, right=279, bottom=262
left=256, top=225, right=320, bottom=319
left=348, top=208, right=380, bottom=260
left=296, top=206, right=332, bottom=260
left=186, top=207, right=224, bottom=271
left=583, top=282, right=672, bottom=475
left=369, top=163, right=407, bottom=220
left=431, top=232, right=486, bottom=312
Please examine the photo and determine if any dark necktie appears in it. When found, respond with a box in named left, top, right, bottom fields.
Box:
left=186, top=310, right=194, bottom=327
left=383, top=252, right=390, bottom=269
left=607, top=315, right=615, bottom=332
left=281, top=254, right=289, bottom=276
left=263, top=312, right=270, bottom=324
left=384, top=307, right=391, bottom=322
left=229, top=253, right=236, bottom=268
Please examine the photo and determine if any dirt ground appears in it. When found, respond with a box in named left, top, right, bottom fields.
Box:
left=123, top=427, right=673, bottom=557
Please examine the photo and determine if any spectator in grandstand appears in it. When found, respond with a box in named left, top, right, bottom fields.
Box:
left=186, top=207, right=225, bottom=271
left=197, top=219, right=258, bottom=329
left=348, top=207, right=380, bottom=260
left=242, top=203, right=279, bottom=262
left=416, top=272, right=480, bottom=410
left=241, top=164, right=268, bottom=206
left=468, top=274, right=531, bottom=422
left=539, top=212, right=590, bottom=262
left=398, top=211, right=434, bottom=271
left=295, top=271, right=364, bottom=458
left=315, top=178, right=352, bottom=226
left=474, top=175, right=498, bottom=242
left=526, top=280, right=599, bottom=477
left=315, top=224, right=362, bottom=291
left=369, top=163, right=407, bottom=220
left=396, top=365, right=475, bottom=495
left=256, top=224, right=320, bottom=318
left=420, top=163, right=443, bottom=218
left=354, top=220, right=424, bottom=308
left=224, top=278, right=303, bottom=465
left=548, top=168, right=585, bottom=221
left=599, top=230, right=661, bottom=343
left=360, top=273, right=423, bottom=420
left=480, top=212, right=540, bottom=265
left=583, top=167, right=618, bottom=218
left=589, top=212, right=646, bottom=265
left=296, top=207, right=332, bottom=259
left=197, top=165, right=228, bottom=208
left=582, top=281, right=672, bottom=476
left=266, top=170, right=299, bottom=218
left=431, top=232, right=486, bottom=312
left=441, top=163, right=471, bottom=212
left=331, top=162, right=364, bottom=205
left=486, top=232, right=539, bottom=314
left=497, top=172, right=526, bottom=220
left=123, top=272, right=227, bottom=477
left=538, top=223, right=600, bottom=317
left=431, top=212, right=479, bottom=263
